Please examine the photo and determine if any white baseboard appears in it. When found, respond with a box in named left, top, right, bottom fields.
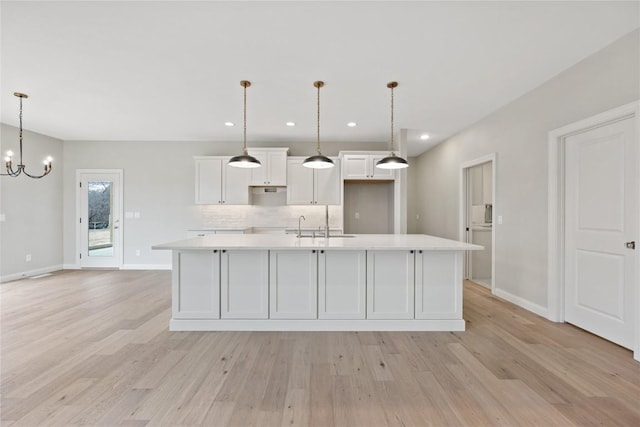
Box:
left=170, top=319, right=466, bottom=332
left=493, top=288, right=548, bottom=318
left=63, top=263, right=80, bottom=270
left=1, top=264, right=63, bottom=283
left=121, top=264, right=172, bottom=270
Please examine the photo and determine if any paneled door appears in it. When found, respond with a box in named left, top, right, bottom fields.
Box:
left=564, top=116, right=637, bottom=349
left=78, top=170, right=123, bottom=268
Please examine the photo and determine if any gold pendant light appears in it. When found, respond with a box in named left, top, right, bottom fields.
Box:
left=2, top=92, right=53, bottom=178
left=376, top=81, right=408, bottom=170
left=303, top=81, right=334, bottom=169
left=229, top=80, right=261, bottom=168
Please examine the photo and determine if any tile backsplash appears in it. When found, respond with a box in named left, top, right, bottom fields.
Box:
left=197, top=205, right=343, bottom=230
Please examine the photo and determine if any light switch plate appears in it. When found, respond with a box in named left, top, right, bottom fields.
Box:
left=497, top=215, right=503, bottom=224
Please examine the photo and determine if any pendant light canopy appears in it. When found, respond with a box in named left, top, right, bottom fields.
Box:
left=303, top=81, right=334, bottom=169
left=376, top=81, right=408, bottom=170
left=2, top=92, right=53, bottom=178
left=229, top=80, right=261, bottom=168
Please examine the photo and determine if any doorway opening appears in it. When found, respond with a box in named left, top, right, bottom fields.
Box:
left=460, top=154, right=496, bottom=292
left=76, top=170, right=123, bottom=268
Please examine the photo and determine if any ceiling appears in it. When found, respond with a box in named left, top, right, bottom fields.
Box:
left=1, top=1, right=638, bottom=157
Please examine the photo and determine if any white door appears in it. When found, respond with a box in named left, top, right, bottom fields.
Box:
left=564, top=117, right=637, bottom=349
left=78, top=170, right=123, bottom=268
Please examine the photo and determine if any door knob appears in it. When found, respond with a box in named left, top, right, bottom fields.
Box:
left=626, top=241, right=635, bottom=250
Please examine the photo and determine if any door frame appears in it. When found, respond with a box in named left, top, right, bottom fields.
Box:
left=75, top=169, right=124, bottom=269
left=547, top=101, right=639, bottom=360
left=459, top=153, right=496, bottom=293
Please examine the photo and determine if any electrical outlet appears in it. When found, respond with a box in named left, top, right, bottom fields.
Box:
left=355, top=212, right=360, bottom=220
left=135, top=249, right=141, bottom=256
left=125, top=211, right=134, bottom=219
left=26, top=254, right=32, bottom=262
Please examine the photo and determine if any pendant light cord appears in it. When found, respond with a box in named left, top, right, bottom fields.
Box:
left=242, top=81, right=248, bottom=155
left=18, top=95, right=24, bottom=164
left=316, top=82, right=321, bottom=155
left=390, top=82, right=396, bottom=156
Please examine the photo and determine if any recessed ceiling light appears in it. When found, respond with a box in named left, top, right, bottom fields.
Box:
left=286, top=122, right=296, bottom=127
left=224, top=122, right=234, bottom=127
left=420, top=133, right=430, bottom=140
left=347, top=122, right=357, bottom=127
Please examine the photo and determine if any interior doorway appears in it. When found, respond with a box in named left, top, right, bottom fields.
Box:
left=460, top=154, right=496, bottom=292
left=548, top=101, right=638, bottom=358
left=76, top=170, right=123, bottom=268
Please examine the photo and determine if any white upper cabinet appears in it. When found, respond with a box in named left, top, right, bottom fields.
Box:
left=286, top=157, right=341, bottom=205
left=194, top=157, right=250, bottom=205
left=341, top=152, right=395, bottom=180
left=247, top=148, right=288, bottom=186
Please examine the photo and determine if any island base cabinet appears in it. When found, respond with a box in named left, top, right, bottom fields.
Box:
left=172, top=251, right=220, bottom=319
left=366, top=250, right=415, bottom=319
left=415, top=252, right=463, bottom=319
left=319, top=250, right=366, bottom=319
left=269, top=250, right=318, bottom=319
left=221, top=250, right=269, bottom=319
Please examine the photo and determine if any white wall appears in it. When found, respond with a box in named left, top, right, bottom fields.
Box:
left=62, top=139, right=387, bottom=268
left=0, top=124, right=63, bottom=281
left=411, top=29, right=640, bottom=311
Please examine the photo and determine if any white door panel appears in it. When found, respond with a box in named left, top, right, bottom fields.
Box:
left=565, top=117, right=636, bottom=349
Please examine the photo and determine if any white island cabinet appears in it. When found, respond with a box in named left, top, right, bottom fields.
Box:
left=153, top=234, right=482, bottom=331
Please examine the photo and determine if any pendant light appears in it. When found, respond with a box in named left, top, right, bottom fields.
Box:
left=376, top=81, right=408, bottom=170
left=2, top=92, right=53, bottom=178
left=229, top=80, right=261, bottom=168
left=303, top=81, right=334, bottom=169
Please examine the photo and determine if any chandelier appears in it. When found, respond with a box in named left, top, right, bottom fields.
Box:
left=2, top=92, right=52, bottom=178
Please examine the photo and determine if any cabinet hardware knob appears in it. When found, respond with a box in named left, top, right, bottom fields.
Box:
left=213, top=250, right=218, bottom=253
left=410, top=250, right=414, bottom=254
left=222, top=249, right=226, bottom=253
left=312, top=250, right=316, bottom=253
left=626, top=241, right=636, bottom=250
left=419, top=250, right=423, bottom=254
left=320, top=250, right=324, bottom=254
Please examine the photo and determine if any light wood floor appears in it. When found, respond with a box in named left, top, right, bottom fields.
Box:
left=1, top=270, right=639, bottom=426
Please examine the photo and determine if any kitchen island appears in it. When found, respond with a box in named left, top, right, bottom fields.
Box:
left=153, top=234, right=482, bottom=331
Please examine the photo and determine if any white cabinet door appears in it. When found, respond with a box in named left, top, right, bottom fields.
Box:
left=343, top=154, right=394, bottom=180
left=370, top=155, right=395, bottom=180
left=482, top=162, right=493, bottom=204
left=314, top=159, right=341, bottom=205
left=223, top=162, right=250, bottom=205
left=195, top=158, right=223, bottom=204
left=267, top=150, right=287, bottom=186
left=415, top=251, right=462, bottom=319
left=220, top=250, right=269, bottom=319
left=172, top=250, right=220, bottom=319
left=343, top=154, right=369, bottom=179
left=269, top=250, right=318, bottom=319
left=286, top=158, right=315, bottom=205
left=319, top=250, right=366, bottom=319
left=367, top=250, right=415, bottom=319
left=248, top=149, right=288, bottom=186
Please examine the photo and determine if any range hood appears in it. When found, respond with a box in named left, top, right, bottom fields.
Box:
left=250, top=186, right=286, bottom=206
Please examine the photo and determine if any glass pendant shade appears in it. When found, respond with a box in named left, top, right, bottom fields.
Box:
left=229, top=80, right=261, bottom=169
left=376, top=154, right=408, bottom=169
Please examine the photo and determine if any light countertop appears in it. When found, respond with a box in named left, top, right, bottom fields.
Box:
left=153, top=234, right=483, bottom=251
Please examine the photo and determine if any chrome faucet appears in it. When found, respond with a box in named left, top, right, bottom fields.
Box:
left=297, top=215, right=306, bottom=238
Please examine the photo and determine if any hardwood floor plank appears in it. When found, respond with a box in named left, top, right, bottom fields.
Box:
left=2, top=271, right=639, bottom=426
